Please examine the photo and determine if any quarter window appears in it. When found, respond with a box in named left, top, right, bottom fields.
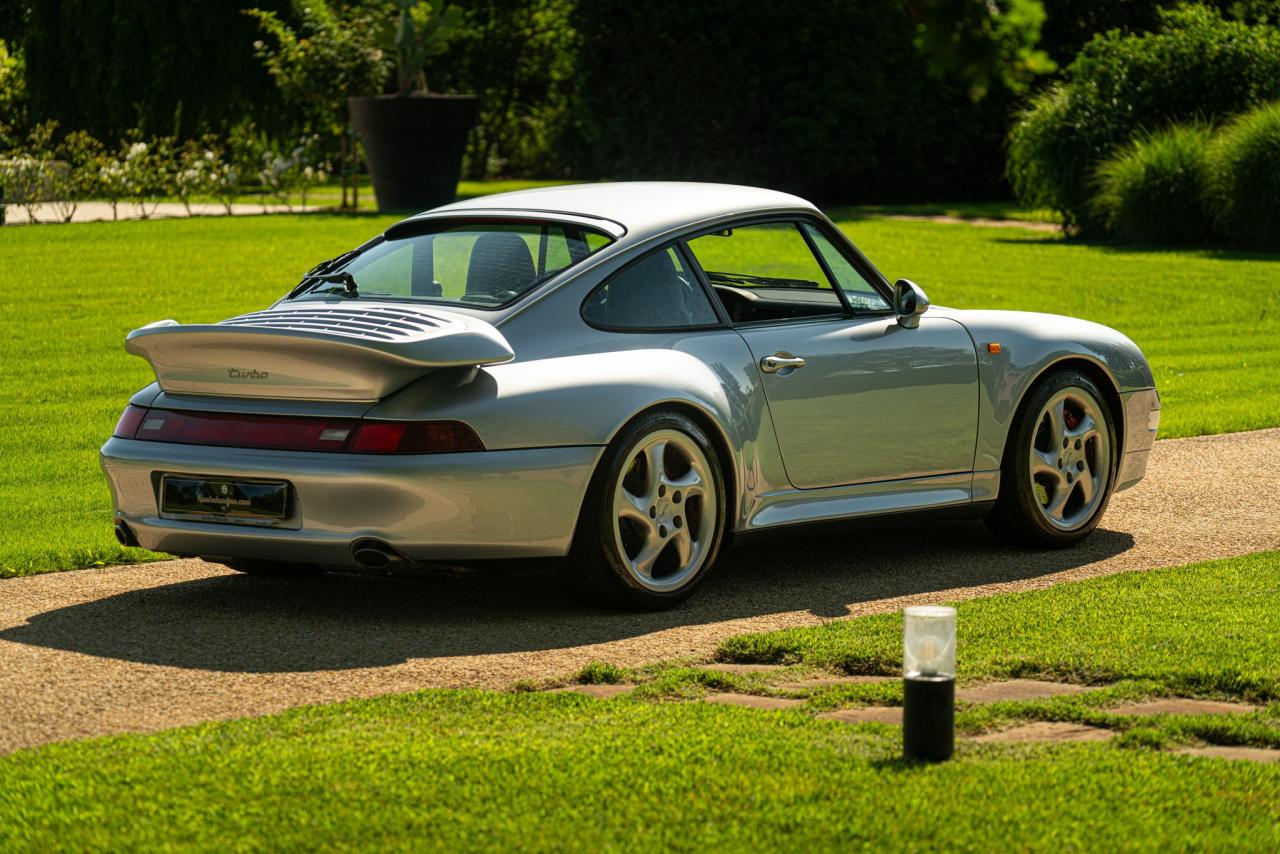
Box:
left=583, top=247, right=719, bottom=330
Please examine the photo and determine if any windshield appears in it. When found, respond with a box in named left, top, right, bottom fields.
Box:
left=293, top=221, right=615, bottom=308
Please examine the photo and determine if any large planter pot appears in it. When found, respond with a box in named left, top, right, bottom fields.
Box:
left=348, top=93, right=479, bottom=213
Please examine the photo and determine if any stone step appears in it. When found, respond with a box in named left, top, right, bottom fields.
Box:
left=777, top=676, right=896, bottom=691
left=703, top=693, right=804, bottom=711
left=1109, top=699, right=1260, bottom=717
left=1177, top=746, right=1280, bottom=763
left=973, top=722, right=1114, bottom=744
left=817, top=707, right=903, bottom=725
left=699, top=663, right=789, bottom=676
left=957, top=679, right=1090, bottom=704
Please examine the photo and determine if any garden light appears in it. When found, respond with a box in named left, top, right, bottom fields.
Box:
left=903, top=605, right=956, bottom=762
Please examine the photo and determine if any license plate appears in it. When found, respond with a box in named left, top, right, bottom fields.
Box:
left=161, top=476, right=290, bottom=522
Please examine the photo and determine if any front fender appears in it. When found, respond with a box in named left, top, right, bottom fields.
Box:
left=937, top=308, right=1156, bottom=472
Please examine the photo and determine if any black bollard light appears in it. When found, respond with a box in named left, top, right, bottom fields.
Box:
left=902, top=605, right=956, bottom=762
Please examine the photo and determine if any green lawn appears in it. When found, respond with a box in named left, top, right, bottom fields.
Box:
left=2, top=552, right=1277, bottom=851
left=1, top=208, right=1277, bottom=576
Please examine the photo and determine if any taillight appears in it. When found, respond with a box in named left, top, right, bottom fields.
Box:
left=121, top=408, right=483, bottom=454
left=113, top=405, right=148, bottom=438
left=349, top=420, right=484, bottom=454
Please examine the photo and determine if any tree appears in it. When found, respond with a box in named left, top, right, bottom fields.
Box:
left=907, top=0, right=1055, bottom=100
left=244, top=1, right=390, bottom=208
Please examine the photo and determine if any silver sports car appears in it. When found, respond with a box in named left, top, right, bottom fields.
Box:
left=102, top=182, right=1160, bottom=608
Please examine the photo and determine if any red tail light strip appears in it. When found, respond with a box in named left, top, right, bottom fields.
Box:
left=113, top=405, right=484, bottom=454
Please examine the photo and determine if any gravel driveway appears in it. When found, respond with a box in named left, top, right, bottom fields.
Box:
left=2, top=428, right=1278, bottom=754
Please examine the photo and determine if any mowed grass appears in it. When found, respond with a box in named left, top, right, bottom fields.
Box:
left=1, top=210, right=1278, bottom=576
left=719, top=551, right=1280, bottom=701
left=1, top=553, right=1278, bottom=851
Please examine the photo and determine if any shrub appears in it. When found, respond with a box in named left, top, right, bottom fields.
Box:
left=1091, top=124, right=1214, bottom=245
left=1207, top=100, right=1280, bottom=249
left=1006, top=5, right=1280, bottom=229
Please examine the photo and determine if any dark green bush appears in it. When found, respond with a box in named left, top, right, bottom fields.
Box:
left=571, top=0, right=1014, bottom=203
left=22, top=0, right=293, bottom=143
left=1208, top=101, right=1280, bottom=249
left=1091, top=124, right=1214, bottom=245
left=1006, top=5, right=1280, bottom=229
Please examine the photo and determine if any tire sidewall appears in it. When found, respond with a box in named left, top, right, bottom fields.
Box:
left=1008, top=371, right=1119, bottom=543
left=590, top=411, right=728, bottom=607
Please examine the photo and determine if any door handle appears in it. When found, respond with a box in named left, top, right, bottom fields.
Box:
left=760, top=352, right=806, bottom=373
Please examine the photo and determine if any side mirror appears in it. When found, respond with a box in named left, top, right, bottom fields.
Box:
left=894, top=279, right=930, bottom=329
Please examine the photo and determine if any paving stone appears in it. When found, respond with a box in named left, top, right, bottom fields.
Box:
left=817, top=706, right=904, bottom=725
left=703, top=693, right=804, bottom=711
left=957, top=679, right=1090, bottom=704
left=1109, top=699, right=1260, bottom=717
left=777, top=676, right=896, bottom=691
left=1177, top=746, right=1280, bottom=764
left=700, top=663, right=789, bottom=675
left=973, top=722, right=1114, bottom=744
left=548, top=684, right=634, bottom=699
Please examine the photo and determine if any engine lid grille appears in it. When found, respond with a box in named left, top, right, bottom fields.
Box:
left=218, top=306, right=453, bottom=342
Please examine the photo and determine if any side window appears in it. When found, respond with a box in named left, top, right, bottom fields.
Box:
left=685, top=222, right=844, bottom=323
left=583, top=247, right=720, bottom=330
left=802, top=224, right=892, bottom=312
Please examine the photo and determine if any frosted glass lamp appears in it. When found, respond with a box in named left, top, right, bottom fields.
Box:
left=902, top=605, right=956, bottom=762
left=903, top=605, right=956, bottom=678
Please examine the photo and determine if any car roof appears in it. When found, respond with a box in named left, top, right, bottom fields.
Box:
left=400, top=181, right=819, bottom=240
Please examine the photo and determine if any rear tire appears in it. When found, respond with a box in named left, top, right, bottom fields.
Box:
left=985, top=370, right=1118, bottom=548
left=564, top=410, right=728, bottom=610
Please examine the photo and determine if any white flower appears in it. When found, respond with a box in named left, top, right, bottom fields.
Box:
left=127, top=142, right=148, bottom=159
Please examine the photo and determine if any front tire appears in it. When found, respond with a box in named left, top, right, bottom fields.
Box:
left=564, top=410, right=728, bottom=610
left=985, top=370, right=1118, bottom=548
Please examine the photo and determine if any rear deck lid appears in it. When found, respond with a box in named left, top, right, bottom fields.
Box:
left=125, top=303, right=514, bottom=401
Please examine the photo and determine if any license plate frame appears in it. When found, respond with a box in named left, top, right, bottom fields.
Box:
left=160, top=475, right=291, bottom=525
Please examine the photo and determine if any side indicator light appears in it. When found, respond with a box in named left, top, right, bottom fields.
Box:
left=986, top=342, right=1002, bottom=354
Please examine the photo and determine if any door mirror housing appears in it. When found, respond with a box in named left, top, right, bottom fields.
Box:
left=894, top=279, right=930, bottom=329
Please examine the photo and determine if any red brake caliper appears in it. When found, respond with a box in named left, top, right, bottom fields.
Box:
left=1063, top=406, right=1080, bottom=431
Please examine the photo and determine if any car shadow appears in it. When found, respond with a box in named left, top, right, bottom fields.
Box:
left=0, top=520, right=1133, bottom=674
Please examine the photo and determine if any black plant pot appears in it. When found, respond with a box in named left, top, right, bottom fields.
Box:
left=347, top=94, right=479, bottom=213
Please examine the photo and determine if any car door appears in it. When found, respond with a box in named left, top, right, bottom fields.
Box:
left=684, top=220, right=979, bottom=489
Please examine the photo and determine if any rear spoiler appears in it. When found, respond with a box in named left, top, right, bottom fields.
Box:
left=125, top=305, right=514, bottom=402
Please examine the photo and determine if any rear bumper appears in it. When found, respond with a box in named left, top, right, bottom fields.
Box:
left=100, top=437, right=603, bottom=565
left=1116, top=387, right=1160, bottom=493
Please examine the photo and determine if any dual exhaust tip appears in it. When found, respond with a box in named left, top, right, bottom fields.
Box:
left=351, top=538, right=407, bottom=572
left=114, top=519, right=139, bottom=548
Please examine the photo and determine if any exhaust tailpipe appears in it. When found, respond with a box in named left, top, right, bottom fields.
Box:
left=351, top=539, right=406, bottom=572
left=114, top=519, right=139, bottom=547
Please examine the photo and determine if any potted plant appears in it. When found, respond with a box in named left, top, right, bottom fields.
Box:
left=348, top=0, right=477, bottom=212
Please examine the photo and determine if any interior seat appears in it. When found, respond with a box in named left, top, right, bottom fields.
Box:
left=465, top=232, right=537, bottom=300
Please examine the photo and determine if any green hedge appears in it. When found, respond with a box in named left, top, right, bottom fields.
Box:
left=1091, top=125, right=1214, bottom=245
left=1209, top=101, right=1280, bottom=249
left=571, top=0, right=1014, bottom=203
left=22, top=0, right=292, bottom=143
left=1007, top=5, right=1280, bottom=230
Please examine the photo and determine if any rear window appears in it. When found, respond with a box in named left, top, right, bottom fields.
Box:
left=296, top=221, right=614, bottom=308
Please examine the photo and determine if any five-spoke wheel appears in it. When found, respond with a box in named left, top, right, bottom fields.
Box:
left=566, top=410, right=726, bottom=609
left=986, top=370, right=1117, bottom=547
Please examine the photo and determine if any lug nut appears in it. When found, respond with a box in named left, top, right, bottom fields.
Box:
left=1074, top=439, right=1082, bottom=450
left=649, top=506, right=656, bottom=518
left=673, top=490, right=681, bottom=503
left=659, top=525, right=667, bottom=538
left=658, top=485, right=666, bottom=497
left=1077, top=461, right=1085, bottom=472
left=674, top=516, right=683, bottom=528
